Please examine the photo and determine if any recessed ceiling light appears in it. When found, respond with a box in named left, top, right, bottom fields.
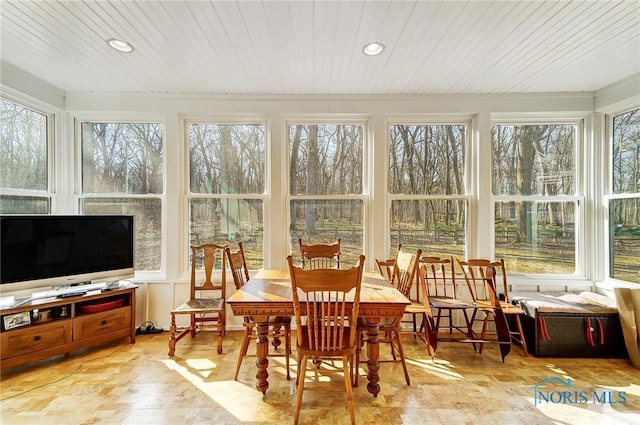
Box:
left=107, top=38, right=134, bottom=53
left=363, top=41, right=385, bottom=56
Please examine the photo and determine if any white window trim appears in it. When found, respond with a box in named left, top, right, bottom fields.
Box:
left=0, top=93, right=60, bottom=212
left=73, top=114, right=167, bottom=282
left=489, top=115, right=589, bottom=283
left=601, top=105, right=640, bottom=286
left=284, top=116, right=371, bottom=268
left=183, top=117, right=269, bottom=275
left=385, top=116, right=474, bottom=261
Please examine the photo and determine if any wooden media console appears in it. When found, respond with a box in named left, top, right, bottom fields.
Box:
left=0, top=282, right=136, bottom=369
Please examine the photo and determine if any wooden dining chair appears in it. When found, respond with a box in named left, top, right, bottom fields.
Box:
left=420, top=256, right=472, bottom=336
left=456, top=258, right=520, bottom=359
left=298, top=238, right=341, bottom=269
left=375, top=243, right=402, bottom=281
left=226, top=242, right=292, bottom=380
left=355, top=247, right=422, bottom=386
left=287, top=254, right=365, bottom=425
left=168, top=243, right=227, bottom=356
left=376, top=258, right=395, bottom=281
left=416, top=267, right=438, bottom=358
left=484, top=265, right=512, bottom=362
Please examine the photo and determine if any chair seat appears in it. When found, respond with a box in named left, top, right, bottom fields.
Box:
left=502, top=305, right=524, bottom=315
left=474, top=300, right=524, bottom=314
left=296, top=325, right=356, bottom=356
left=405, top=301, right=427, bottom=314
left=404, top=300, right=472, bottom=343
left=430, top=296, right=472, bottom=309
left=171, top=297, right=224, bottom=314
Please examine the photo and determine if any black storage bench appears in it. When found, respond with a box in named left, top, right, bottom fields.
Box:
left=510, top=292, right=627, bottom=358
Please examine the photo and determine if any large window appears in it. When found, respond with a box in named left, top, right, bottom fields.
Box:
left=80, top=121, right=164, bottom=272
left=607, top=108, right=640, bottom=284
left=0, top=98, right=51, bottom=214
left=492, top=122, right=579, bottom=274
left=288, top=122, right=365, bottom=267
left=388, top=122, right=467, bottom=258
left=188, top=122, right=265, bottom=269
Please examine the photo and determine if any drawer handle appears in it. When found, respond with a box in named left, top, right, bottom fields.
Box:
left=34, top=335, right=41, bottom=341
left=101, top=320, right=108, bottom=326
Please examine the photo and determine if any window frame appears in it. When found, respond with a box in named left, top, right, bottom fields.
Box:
left=385, top=116, right=473, bottom=259
left=74, top=114, right=166, bottom=280
left=603, top=106, right=640, bottom=284
left=184, top=116, right=269, bottom=272
left=490, top=114, right=587, bottom=279
left=285, top=116, right=370, bottom=267
left=0, top=94, right=57, bottom=213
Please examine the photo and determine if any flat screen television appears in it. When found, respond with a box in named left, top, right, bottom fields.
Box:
left=0, top=215, right=134, bottom=296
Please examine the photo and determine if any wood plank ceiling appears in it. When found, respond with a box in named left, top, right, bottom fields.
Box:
left=1, top=0, right=639, bottom=96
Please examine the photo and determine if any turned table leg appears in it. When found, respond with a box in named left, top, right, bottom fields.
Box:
left=254, top=315, right=270, bottom=394
left=365, top=316, right=381, bottom=397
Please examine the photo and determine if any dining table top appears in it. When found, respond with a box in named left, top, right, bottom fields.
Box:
left=226, top=269, right=410, bottom=316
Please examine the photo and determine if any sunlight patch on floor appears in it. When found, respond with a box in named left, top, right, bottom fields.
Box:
left=183, top=358, right=217, bottom=378
left=299, top=363, right=347, bottom=383
left=261, top=355, right=293, bottom=379
left=160, top=358, right=278, bottom=423
left=594, top=383, right=640, bottom=397
left=531, top=398, right=640, bottom=425
left=545, top=363, right=571, bottom=378
left=406, top=358, right=464, bottom=380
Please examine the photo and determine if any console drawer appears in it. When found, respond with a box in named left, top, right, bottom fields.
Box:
left=1, top=320, right=72, bottom=359
left=74, top=307, right=131, bottom=340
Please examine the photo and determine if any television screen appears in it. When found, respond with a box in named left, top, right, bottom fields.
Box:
left=0, top=215, right=134, bottom=294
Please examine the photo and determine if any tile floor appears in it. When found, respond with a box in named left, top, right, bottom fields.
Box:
left=1, top=330, right=639, bottom=425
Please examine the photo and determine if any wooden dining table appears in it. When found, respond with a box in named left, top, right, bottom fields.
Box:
left=227, top=269, right=410, bottom=397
